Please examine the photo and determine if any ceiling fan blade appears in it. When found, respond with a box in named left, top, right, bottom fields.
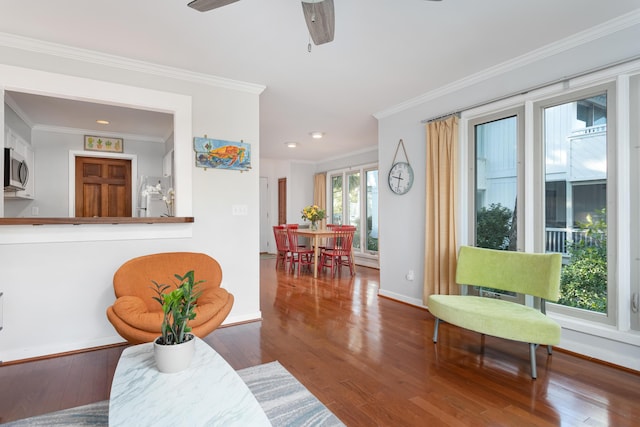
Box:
left=188, top=0, right=241, bottom=12
left=301, top=0, right=335, bottom=45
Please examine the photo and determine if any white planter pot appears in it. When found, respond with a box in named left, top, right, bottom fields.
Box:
left=153, top=335, right=196, bottom=373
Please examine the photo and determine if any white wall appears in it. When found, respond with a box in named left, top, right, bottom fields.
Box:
left=376, top=17, right=640, bottom=369
left=260, top=158, right=289, bottom=252
left=288, top=162, right=315, bottom=224
left=0, top=40, right=264, bottom=361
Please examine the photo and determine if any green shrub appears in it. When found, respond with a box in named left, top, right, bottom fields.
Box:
left=475, top=203, right=515, bottom=296
left=476, top=203, right=512, bottom=250
left=558, top=209, right=607, bottom=313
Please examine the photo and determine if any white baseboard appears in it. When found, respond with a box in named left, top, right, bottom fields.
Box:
left=377, top=289, right=425, bottom=308
left=223, top=311, right=262, bottom=326
left=0, top=312, right=263, bottom=364
left=0, top=335, right=126, bottom=364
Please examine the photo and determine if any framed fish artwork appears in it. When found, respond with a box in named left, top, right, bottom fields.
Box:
left=193, top=137, right=251, bottom=171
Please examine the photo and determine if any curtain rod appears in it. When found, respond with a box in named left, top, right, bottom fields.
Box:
left=420, top=54, right=640, bottom=124
left=423, top=112, right=460, bottom=124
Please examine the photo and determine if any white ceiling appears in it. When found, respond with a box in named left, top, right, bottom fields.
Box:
left=1, top=0, right=639, bottom=161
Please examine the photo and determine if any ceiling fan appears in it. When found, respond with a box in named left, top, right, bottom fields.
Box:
left=187, top=0, right=335, bottom=46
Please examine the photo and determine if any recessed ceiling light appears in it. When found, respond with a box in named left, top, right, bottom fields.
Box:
left=285, top=141, right=298, bottom=148
left=310, top=131, right=324, bottom=139
left=96, top=119, right=110, bottom=125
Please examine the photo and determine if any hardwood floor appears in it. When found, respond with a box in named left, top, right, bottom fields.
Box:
left=1, top=257, right=639, bottom=425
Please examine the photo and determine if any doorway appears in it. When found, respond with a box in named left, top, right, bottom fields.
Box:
left=278, top=178, right=286, bottom=225
left=260, top=177, right=270, bottom=252
left=75, top=156, right=132, bottom=217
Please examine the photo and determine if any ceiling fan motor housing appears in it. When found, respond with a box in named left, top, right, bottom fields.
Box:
left=188, top=0, right=335, bottom=46
left=302, top=0, right=335, bottom=45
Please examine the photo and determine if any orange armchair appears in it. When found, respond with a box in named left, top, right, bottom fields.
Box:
left=107, top=252, right=234, bottom=344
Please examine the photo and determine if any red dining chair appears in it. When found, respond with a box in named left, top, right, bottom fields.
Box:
left=285, top=223, right=309, bottom=248
left=273, top=225, right=291, bottom=270
left=287, top=227, right=314, bottom=274
left=318, top=223, right=339, bottom=251
left=335, top=225, right=356, bottom=271
left=319, top=227, right=355, bottom=277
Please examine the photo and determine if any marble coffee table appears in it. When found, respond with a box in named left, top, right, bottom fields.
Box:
left=109, top=337, right=271, bottom=426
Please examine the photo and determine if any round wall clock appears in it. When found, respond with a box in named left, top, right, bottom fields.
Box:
left=388, top=139, right=414, bottom=195
left=388, top=161, right=414, bottom=195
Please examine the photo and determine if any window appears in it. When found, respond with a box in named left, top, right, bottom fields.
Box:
left=473, top=115, right=519, bottom=252
left=628, top=74, right=640, bottom=332
left=468, top=110, right=523, bottom=301
left=462, top=65, right=640, bottom=363
left=328, top=164, right=379, bottom=259
left=466, top=86, right=616, bottom=323
left=346, top=171, right=361, bottom=249
left=541, top=91, right=611, bottom=319
left=331, top=175, right=343, bottom=224
left=366, top=170, right=379, bottom=253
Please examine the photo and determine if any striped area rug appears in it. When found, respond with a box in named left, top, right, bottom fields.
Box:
left=3, top=361, right=344, bottom=427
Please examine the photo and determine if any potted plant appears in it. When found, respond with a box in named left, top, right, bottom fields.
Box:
left=150, top=270, right=204, bottom=373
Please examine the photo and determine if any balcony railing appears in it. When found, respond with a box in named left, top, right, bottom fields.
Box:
left=570, top=124, right=607, bottom=137
left=545, top=227, right=600, bottom=255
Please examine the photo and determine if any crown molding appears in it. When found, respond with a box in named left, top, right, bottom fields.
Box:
left=32, top=124, right=167, bottom=144
left=317, top=144, right=378, bottom=164
left=0, top=32, right=266, bottom=95
left=374, top=9, right=640, bottom=119
left=262, top=144, right=377, bottom=164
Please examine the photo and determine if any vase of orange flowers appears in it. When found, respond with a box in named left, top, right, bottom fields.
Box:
left=301, top=205, right=326, bottom=230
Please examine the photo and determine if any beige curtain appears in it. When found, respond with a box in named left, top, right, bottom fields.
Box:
left=313, top=173, right=327, bottom=228
left=423, top=115, right=459, bottom=304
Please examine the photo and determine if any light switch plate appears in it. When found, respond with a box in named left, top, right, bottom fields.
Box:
left=232, top=205, right=248, bottom=216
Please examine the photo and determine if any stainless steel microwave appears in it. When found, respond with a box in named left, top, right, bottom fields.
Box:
left=4, top=147, right=29, bottom=191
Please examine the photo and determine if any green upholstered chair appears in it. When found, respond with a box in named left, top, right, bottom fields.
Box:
left=428, top=246, right=562, bottom=379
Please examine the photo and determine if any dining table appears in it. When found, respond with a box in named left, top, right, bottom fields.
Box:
left=293, top=228, right=337, bottom=278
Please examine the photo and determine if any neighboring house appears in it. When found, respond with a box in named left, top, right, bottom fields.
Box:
left=476, top=96, right=608, bottom=255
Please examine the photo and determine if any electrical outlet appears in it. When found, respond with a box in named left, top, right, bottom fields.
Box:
left=406, top=270, right=415, bottom=281
left=31, top=206, right=39, bottom=216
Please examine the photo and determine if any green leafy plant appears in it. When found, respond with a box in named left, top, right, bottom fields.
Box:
left=151, top=270, right=204, bottom=345
left=476, top=203, right=513, bottom=250
left=475, top=203, right=515, bottom=296
left=558, top=209, right=607, bottom=313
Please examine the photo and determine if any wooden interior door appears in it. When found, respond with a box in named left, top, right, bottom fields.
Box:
left=75, top=156, right=132, bottom=217
left=278, top=178, right=287, bottom=225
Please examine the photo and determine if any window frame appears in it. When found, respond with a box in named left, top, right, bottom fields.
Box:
left=467, top=107, right=525, bottom=304
left=533, top=83, right=617, bottom=326
left=326, top=162, right=379, bottom=261
left=459, top=62, right=640, bottom=352
left=630, top=73, right=640, bottom=332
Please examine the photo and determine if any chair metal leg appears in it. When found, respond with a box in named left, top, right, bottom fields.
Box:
left=530, top=343, right=537, bottom=379
left=547, top=345, right=553, bottom=355
left=433, top=318, right=440, bottom=343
